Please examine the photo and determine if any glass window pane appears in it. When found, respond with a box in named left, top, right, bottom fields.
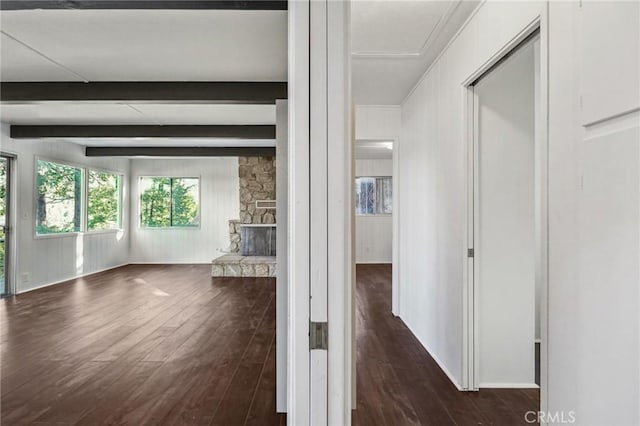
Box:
left=171, top=178, right=200, bottom=226
left=355, top=176, right=392, bottom=215
left=36, top=160, right=83, bottom=234
left=140, top=177, right=172, bottom=227
left=140, top=177, right=200, bottom=228
left=376, top=177, right=393, bottom=214
left=88, top=170, right=121, bottom=231
left=355, top=177, right=376, bottom=215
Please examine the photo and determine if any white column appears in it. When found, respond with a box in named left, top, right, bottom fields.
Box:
left=288, top=0, right=351, bottom=424
left=275, top=99, right=288, bottom=413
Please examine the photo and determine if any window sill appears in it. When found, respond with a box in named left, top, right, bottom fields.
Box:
left=138, top=226, right=202, bottom=231
left=34, top=229, right=124, bottom=240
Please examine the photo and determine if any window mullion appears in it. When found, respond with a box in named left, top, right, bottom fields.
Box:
left=170, top=178, right=174, bottom=227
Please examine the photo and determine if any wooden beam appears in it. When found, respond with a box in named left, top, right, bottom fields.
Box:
left=85, top=146, right=275, bottom=157
left=0, top=1, right=287, bottom=11
left=1, top=82, right=287, bottom=104
left=10, top=125, right=275, bottom=139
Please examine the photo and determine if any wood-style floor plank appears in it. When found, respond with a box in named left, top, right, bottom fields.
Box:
left=2, top=263, right=538, bottom=425
left=352, top=264, right=540, bottom=426
left=1, top=265, right=285, bottom=426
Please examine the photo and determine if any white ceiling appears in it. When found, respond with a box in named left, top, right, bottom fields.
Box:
left=0, top=10, right=287, bottom=82
left=0, top=9, right=285, bottom=146
left=0, top=103, right=276, bottom=125
left=355, top=140, right=393, bottom=159
left=351, top=0, right=479, bottom=105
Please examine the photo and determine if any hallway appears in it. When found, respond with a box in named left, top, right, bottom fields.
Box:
left=353, top=264, right=539, bottom=425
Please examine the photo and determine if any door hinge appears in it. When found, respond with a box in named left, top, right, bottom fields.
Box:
left=468, top=248, right=474, bottom=258
left=310, top=321, right=328, bottom=350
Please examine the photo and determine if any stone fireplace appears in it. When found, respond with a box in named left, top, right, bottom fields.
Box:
left=212, top=156, right=277, bottom=278
left=228, top=156, right=276, bottom=253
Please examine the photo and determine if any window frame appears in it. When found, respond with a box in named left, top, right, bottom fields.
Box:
left=33, top=156, right=125, bottom=239
left=354, top=175, right=393, bottom=217
left=138, top=175, right=202, bottom=230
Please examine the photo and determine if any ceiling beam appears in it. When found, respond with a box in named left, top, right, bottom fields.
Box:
left=10, top=125, right=275, bottom=139
left=1, top=82, right=287, bottom=104
left=0, top=1, right=287, bottom=11
left=85, top=146, right=275, bottom=157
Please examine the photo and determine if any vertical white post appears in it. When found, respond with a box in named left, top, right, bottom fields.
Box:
left=276, top=99, right=288, bottom=413
left=391, top=139, right=400, bottom=316
left=327, top=0, right=351, bottom=423
left=287, top=0, right=310, bottom=423
left=289, top=0, right=351, bottom=424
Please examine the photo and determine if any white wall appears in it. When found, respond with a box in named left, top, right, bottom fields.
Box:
left=398, top=0, right=639, bottom=423
left=129, top=158, right=239, bottom=263
left=398, top=1, right=546, bottom=388
left=548, top=2, right=639, bottom=425
left=0, top=123, right=131, bottom=293
left=355, top=105, right=401, bottom=141
left=355, top=159, right=392, bottom=263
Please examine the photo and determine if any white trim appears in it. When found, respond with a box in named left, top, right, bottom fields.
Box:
left=463, top=11, right=549, bottom=398
left=33, top=156, right=127, bottom=238
left=326, top=2, right=352, bottom=422
left=1, top=152, right=18, bottom=296
left=391, top=137, right=400, bottom=317
left=136, top=175, right=202, bottom=230
left=460, top=16, right=542, bottom=86
left=355, top=261, right=391, bottom=265
left=480, top=383, right=540, bottom=389
left=352, top=0, right=461, bottom=60
left=287, top=0, right=311, bottom=423
left=275, top=99, right=288, bottom=414
left=16, top=262, right=129, bottom=294
left=128, top=262, right=212, bottom=265
left=401, top=0, right=487, bottom=106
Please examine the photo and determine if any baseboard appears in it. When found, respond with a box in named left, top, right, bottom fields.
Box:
left=128, top=261, right=213, bottom=265
left=399, top=314, right=463, bottom=391
left=16, top=263, right=129, bottom=295
left=480, top=383, right=540, bottom=389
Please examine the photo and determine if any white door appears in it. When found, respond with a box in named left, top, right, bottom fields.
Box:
left=473, top=35, right=538, bottom=388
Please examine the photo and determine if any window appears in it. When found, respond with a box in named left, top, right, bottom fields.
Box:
left=140, top=177, right=200, bottom=228
left=88, top=170, right=122, bottom=231
left=355, top=176, right=392, bottom=215
left=36, top=160, right=84, bottom=235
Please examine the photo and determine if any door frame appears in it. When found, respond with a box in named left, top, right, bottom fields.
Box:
left=287, top=0, right=351, bottom=424
left=461, top=10, right=549, bottom=414
left=1, top=152, right=16, bottom=296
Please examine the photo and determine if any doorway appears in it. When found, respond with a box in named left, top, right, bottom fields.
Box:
left=0, top=154, right=13, bottom=297
left=470, top=33, right=541, bottom=390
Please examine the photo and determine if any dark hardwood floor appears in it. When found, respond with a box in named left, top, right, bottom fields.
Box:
left=2, top=263, right=538, bottom=425
left=1, top=264, right=285, bottom=425
left=352, top=264, right=540, bottom=426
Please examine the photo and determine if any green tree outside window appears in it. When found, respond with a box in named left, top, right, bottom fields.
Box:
left=88, top=170, right=122, bottom=231
left=140, top=177, right=199, bottom=228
